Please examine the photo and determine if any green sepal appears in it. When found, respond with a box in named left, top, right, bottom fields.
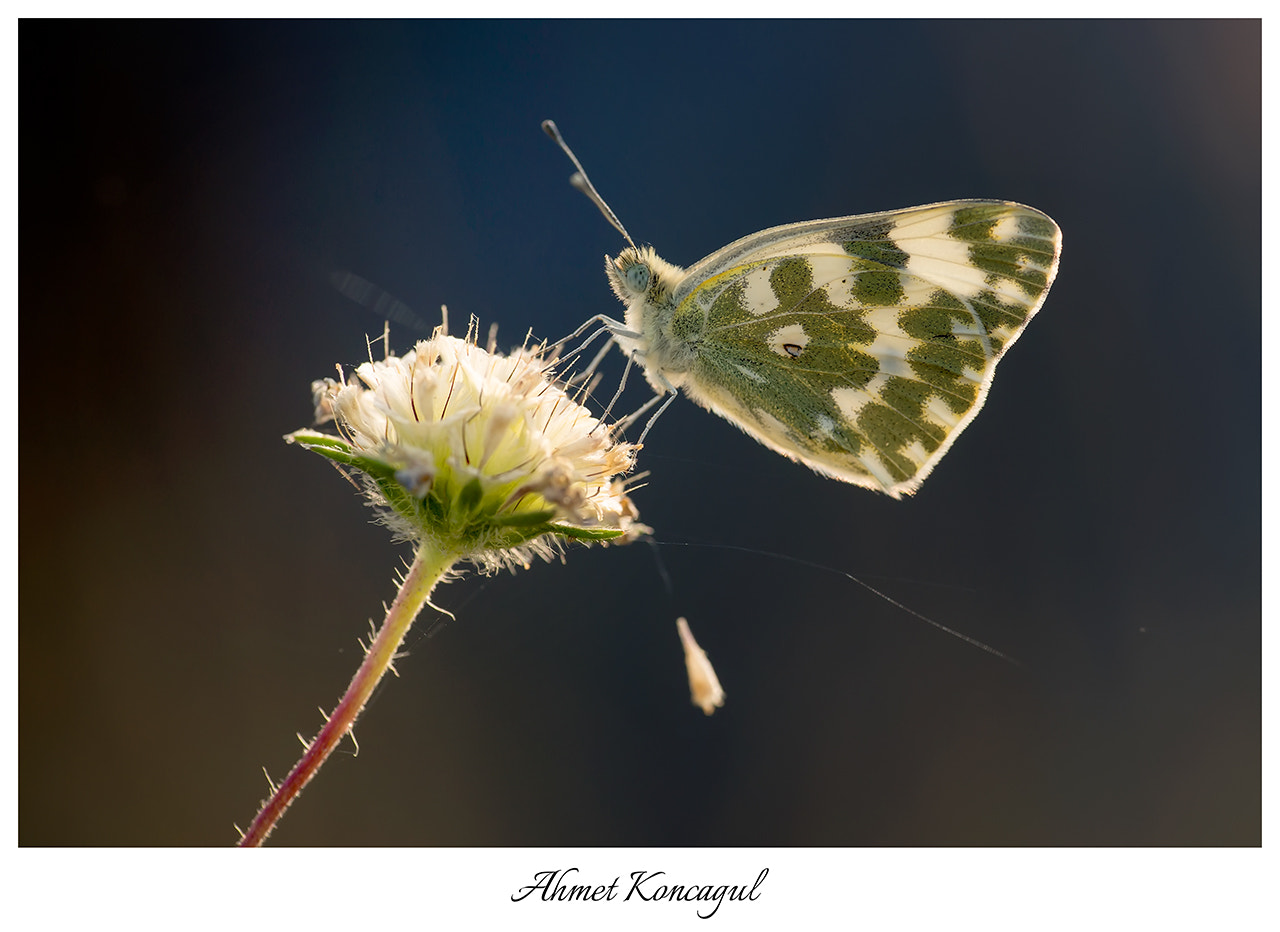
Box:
left=548, top=524, right=632, bottom=542
left=287, top=434, right=409, bottom=488
left=488, top=509, right=558, bottom=528
left=456, top=477, right=485, bottom=516
left=487, top=521, right=630, bottom=553
left=369, top=472, right=423, bottom=523
left=287, top=432, right=357, bottom=463
left=287, top=430, right=634, bottom=550
left=288, top=432, right=427, bottom=522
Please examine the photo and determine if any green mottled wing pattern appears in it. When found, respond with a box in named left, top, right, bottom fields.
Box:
left=667, top=201, right=1061, bottom=497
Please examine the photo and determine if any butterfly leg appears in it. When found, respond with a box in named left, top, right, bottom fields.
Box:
left=592, top=350, right=636, bottom=431
left=634, top=388, right=679, bottom=446
left=565, top=334, right=618, bottom=401
left=550, top=312, right=632, bottom=352
left=550, top=315, right=635, bottom=391
left=610, top=362, right=679, bottom=445
left=615, top=385, right=676, bottom=439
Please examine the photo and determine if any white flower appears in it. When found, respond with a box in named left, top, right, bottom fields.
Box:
left=288, top=321, right=644, bottom=571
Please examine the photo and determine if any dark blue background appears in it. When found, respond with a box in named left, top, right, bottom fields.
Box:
left=21, top=20, right=1259, bottom=845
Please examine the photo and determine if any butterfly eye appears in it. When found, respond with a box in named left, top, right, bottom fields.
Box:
left=624, top=263, right=651, bottom=293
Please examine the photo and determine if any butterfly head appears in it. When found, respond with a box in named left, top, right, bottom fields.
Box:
left=605, top=246, right=684, bottom=309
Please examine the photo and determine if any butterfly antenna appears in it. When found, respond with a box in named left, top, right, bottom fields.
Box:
left=542, top=120, right=637, bottom=252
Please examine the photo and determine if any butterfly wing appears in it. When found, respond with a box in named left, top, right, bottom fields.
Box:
left=667, top=201, right=1062, bottom=497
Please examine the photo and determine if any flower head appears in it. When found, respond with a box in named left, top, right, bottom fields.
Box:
left=288, top=319, right=644, bottom=570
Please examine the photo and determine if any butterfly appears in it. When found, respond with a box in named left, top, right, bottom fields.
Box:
left=544, top=122, right=1062, bottom=499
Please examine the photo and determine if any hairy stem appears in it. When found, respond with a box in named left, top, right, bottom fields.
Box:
left=237, top=543, right=455, bottom=846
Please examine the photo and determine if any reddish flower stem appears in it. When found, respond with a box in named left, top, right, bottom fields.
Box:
left=237, top=543, right=454, bottom=846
